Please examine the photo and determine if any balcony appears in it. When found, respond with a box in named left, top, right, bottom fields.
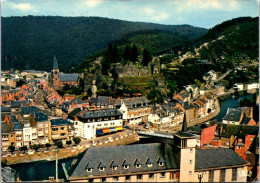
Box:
left=2, top=137, right=8, bottom=141
left=38, top=133, right=44, bottom=137
left=52, top=134, right=60, bottom=139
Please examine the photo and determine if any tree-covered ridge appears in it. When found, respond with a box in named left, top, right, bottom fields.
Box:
left=1, top=16, right=207, bottom=72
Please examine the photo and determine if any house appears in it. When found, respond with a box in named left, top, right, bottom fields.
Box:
left=50, top=118, right=74, bottom=144
left=3, top=115, right=23, bottom=148
left=69, top=109, right=123, bottom=139
left=89, top=96, right=116, bottom=109
left=59, top=98, right=89, bottom=113
left=23, top=122, right=38, bottom=147
left=222, top=107, right=256, bottom=126
left=29, top=112, right=51, bottom=144
left=21, top=106, right=41, bottom=118
left=203, top=70, right=218, bottom=81
left=1, top=122, right=14, bottom=150
left=63, top=121, right=248, bottom=182
left=233, top=83, right=244, bottom=91
left=115, top=96, right=151, bottom=125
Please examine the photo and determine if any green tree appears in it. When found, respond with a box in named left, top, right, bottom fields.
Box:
left=131, top=45, right=138, bottom=62
left=142, top=48, right=152, bottom=66
left=123, top=45, right=131, bottom=61
left=32, top=144, right=41, bottom=152
left=8, top=145, right=15, bottom=154
left=54, top=140, right=63, bottom=148
left=66, top=140, right=72, bottom=146
left=73, top=136, right=81, bottom=145
left=16, top=79, right=26, bottom=87
left=45, top=143, right=51, bottom=150
left=20, top=146, right=28, bottom=153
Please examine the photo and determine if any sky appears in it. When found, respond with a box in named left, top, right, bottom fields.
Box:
left=1, top=0, right=259, bottom=28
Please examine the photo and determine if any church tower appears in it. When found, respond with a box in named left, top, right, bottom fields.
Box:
left=52, top=55, right=60, bottom=90
left=173, top=113, right=197, bottom=182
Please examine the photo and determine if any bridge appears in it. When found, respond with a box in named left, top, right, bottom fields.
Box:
left=137, top=131, right=173, bottom=139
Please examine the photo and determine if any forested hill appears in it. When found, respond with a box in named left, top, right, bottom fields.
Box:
left=1, top=16, right=207, bottom=72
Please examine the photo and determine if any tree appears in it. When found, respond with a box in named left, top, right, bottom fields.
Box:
left=112, top=45, right=119, bottom=63
left=73, top=136, right=81, bottom=145
left=66, top=140, right=72, bottom=146
left=45, top=143, right=51, bottom=150
left=16, top=79, right=26, bottom=87
left=142, top=48, right=152, bottom=66
left=131, top=45, right=138, bottom=62
left=32, top=144, right=41, bottom=152
left=8, top=145, right=15, bottom=154
left=20, top=146, right=28, bottom=153
left=123, top=45, right=131, bottom=61
left=54, top=140, right=63, bottom=148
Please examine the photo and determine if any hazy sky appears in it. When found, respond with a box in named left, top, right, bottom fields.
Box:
left=1, top=0, right=259, bottom=28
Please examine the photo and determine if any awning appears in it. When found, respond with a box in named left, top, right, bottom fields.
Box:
left=116, top=127, right=123, bottom=131
left=110, top=128, right=116, bottom=132
left=102, top=128, right=110, bottom=134
left=96, top=130, right=103, bottom=135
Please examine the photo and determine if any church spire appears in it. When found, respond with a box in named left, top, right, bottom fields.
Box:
left=182, top=112, right=187, bottom=132
left=53, top=55, right=58, bottom=69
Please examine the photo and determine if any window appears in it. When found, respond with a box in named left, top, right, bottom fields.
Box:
left=137, top=175, right=142, bottom=181
left=86, top=168, right=92, bottom=172
left=237, top=146, right=241, bottom=149
left=60, top=127, right=65, bottom=130
left=75, top=122, right=78, bottom=125
left=208, top=170, right=214, bottom=182
left=160, top=172, right=166, bottom=178
left=189, top=160, right=193, bottom=164
left=45, top=123, right=48, bottom=127
left=232, top=168, right=237, bottom=181
left=104, top=123, right=108, bottom=126
left=111, top=117, right=115, bottom=120
left=87, top=125, right=90, bottom=128
left=220, top=169, right=225, bottom=182
left=190, top=148, right=193, bottom=153
left=149, top=173, right=154, bottom=179
left=52, top=128, right=58, bottom=131
left=112, top=166, right=117, bottom=170
left=99, top=167, right=105, bottom=171
left=136, top=164, right=141, bottom=168
left=182, top=139, right=187, bottom=148
left=124, top=165, right=129, bottom=169
left=189, top=171, right=192, bottom=175
left=60, top=133, right=66, bottom=136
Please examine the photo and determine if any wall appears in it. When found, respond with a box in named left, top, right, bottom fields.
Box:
left=200, top=124, right=217, bottom=146
left=2, top=134, right=139, bottom=165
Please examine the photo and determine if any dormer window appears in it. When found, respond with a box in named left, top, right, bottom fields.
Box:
left=85, top=163, right=93, bottom=173
left=157, top=157, right=165, bottom=166
left=122, top=160, right=130, bottom=169
left=146, top=158, right=153, bottom=168
left=110, top=161, right=118, bottom=170
left=98, top=162, right=106, bottom=171
left=134, top=159, right=142, bottom=168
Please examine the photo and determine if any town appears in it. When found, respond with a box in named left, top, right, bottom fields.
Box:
left=1, top=1, right=259, bottom=182
left=1, top=54, right=259, bottom=182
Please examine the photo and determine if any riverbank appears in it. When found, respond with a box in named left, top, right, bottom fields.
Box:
left=218, top=89, right=258, bottom=101
left=2, top=133, right=139, bottom=165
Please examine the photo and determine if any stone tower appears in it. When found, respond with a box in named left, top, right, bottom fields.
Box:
left=173, top=113, right=197, bottom=182
left=52, top=55, right=60, bottom=90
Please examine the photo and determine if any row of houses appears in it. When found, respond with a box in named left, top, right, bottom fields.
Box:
left=1, top=106, right=74, bottom=150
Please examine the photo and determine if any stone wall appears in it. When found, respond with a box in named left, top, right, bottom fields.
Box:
left=115, top=63, right=151, bottom=77
left=2, top=134, right=139, bottom=165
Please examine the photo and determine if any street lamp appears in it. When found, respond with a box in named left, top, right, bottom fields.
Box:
left=198, top=172, right=204, bottom=182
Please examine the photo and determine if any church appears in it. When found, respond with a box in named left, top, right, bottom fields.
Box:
left=50, top=56, right=82, bottom=90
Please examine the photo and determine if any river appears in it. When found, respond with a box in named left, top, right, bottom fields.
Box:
left=9, top=95, right=253, bottom=181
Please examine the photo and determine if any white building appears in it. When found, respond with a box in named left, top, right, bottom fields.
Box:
left=233, top=83, right=244, bottom=91
left=23, top=123, right=38, bottom=147
left=246, top=83, right=259, bottom=90
left=69, top=109, right=123, bottom=140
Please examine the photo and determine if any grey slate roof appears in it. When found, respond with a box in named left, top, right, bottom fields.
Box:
left=78, top=109, right=122, bottom=120
left=21, top=106, right=41, bottom=115
left=115, top=96, right=149, bottom=108
left=68, top=108, right=82, bottom=118
left=13, top=122, right=23, bottom=131
left=1, top=107, right=11, bottom=113
left=240, top=117, right=252, bottom=125
left=34, top=112, right=48, bottom=122
left=195, top=148, right=248, bottom=170
left=9, top=115, right=19, bottom=123
left=68, top=143, right=178, bottom=178
left=11, top=101, right=27, bottom=108
left=50, top=118, right=72, bottom=126
left=59, top=73, right=79, bottom=82
left=223, top=108, right=242, bottom=122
